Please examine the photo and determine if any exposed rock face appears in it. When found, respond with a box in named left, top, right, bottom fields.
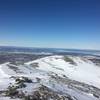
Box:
left=3, top=77, right=77, bottom=100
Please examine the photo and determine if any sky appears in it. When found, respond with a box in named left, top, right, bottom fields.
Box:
left=0, top=0, right=100, bottom=50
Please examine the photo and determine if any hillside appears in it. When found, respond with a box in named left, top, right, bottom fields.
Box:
left=0, top=55, right=100, bottom=100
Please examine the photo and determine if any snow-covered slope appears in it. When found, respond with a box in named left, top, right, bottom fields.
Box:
left=26, top=55, right=100, bottom=88
left=0, top=55, right=100, bottom=100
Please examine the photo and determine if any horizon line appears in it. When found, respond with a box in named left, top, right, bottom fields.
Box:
left=0, top=45, right=100, bottom=51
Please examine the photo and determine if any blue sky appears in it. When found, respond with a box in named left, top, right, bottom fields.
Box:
left=0, top=0, right=100, bottom=49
